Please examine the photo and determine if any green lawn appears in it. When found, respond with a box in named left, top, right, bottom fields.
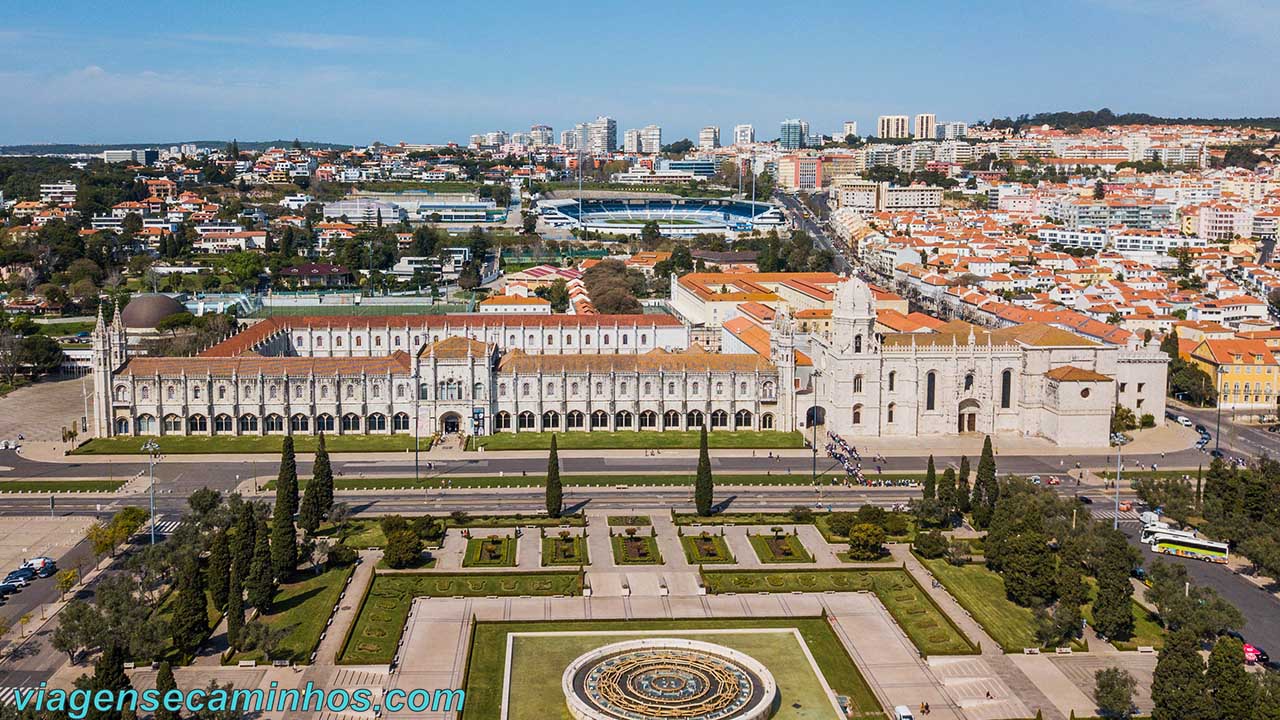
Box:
left=470, top=430, right=805, bottom=450
left=920, top=558, right=1038, bottom=652
left=1083, top=578, right=1166, bottom=651
left=611, top=534, right=663, bottom=565
left=749, top=533, right=815, bottom=563
left=0, top=479, right=125, bottom=493
left=148, top=588, right=222, bottom=664
left=338, top=572, right=582, bottom=664
left=606, top=515, right=651, bottom=526
left=541, top=535, right=588, bottom=566
left=73, top=435, right=432, bottom=455
left=462, top=536, right=517, bottom=567
left=231, top=564, right=354, bottom=663
left=681, top=533, right=736, bottom=564
left=464, top=618, right=882, bottom=720
left=703, top=569, right=976, bottom=656
left=317, top=472, right=830, bottom=489
left=603, top=217, right=702, bottom=225
left=675, top=511, right=816, bottom=526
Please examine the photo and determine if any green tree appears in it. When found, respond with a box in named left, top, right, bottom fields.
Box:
left=232, top=502, right=256, bottom=574
left=246, top=514, right=275, bottom=611
left=383, top=530, right=423, bottom=569
left=846, top=523, right=886, bottom=560
left=81, top=640, right=132, bottom=720
left=1094, top=666, right=1137, bottom=719
left=226, top=558, right=244, bottom=650
left=270, top=502, right=297, bottom=582
left=957, top=455, right=972, bottom=514
left=154, top=661, right=180, bottom=720
left=938, top=466, right=957, bottom=518
left=1151, top=628, right=1210, bottom=720
left=913, top=529, right=948, bottom=559
left=1002, top=529, right=1055, bottom=607
left=923, top=455, right=937, bottom=501
left=314, top=432, right=334, bottom=516
left=299, top=433, right=331, bottom=535
left=206, top=529, right=230, bottom=611
left=695, top=425, right=714, bottom=516
left=545, top=434, right=562, bottom=518
left=1093, top=529, right=1137, bottom=641
left=275, top=436, right=298, bottom=518
left=1206, top=636, right=1256, bottom=720
left=170, top=556, right=209, bottom=658
left=973, top=436, right=998, bottom=528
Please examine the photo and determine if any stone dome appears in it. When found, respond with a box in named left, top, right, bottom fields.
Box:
left=120, top=294, right=186, bottom=329
left=834, top=275, right=873, bottom=318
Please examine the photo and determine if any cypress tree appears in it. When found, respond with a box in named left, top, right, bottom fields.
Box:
left=170, top=556, right=209, bottom=658
left=276, top=436, right=298, bottom=518
left=232, top=502, right=256, bottom=574
left=313, top=432, right=334, bottom=516
left=154, top=661, right=179, bottom=720
left=694, top=425, right=714, bottom=516
left=1093, top=529, right=1136, bottom=641
left=85, top=640, right=132, bottom=720
left=957, top=455, right=972, bottom=514
left=1151, top=628, right=1210, bottom=720
left=545, top=434, right=563, bottom=518
left=973, top=436, right=998, bottom=529
left=1206, top=636, right=1256, bottom=720
left=206, top=528, right=230, bottom=611
left=246, top=514, right=275, bottom=611
left=270, top=501, right=298, bottom=583
left=299, top=478, right=323, bottom=536
left=923, top=455, right=937, bottom=501
left=939, top=466, right=957, bottom=517
left=226, top=558, right=244, bottom=650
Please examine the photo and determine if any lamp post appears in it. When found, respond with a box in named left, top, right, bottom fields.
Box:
left=1215, top=366, right=1228, bottom=453
left=142, top=439, right=159, bottom=544
left=809, top=370, right=824, bottom=485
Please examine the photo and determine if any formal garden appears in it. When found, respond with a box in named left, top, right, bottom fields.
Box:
left=611, top=528, right=663, bottom=565
left=462, top=535, right=517, bottom=567
left=680, top=531, right=736, bottom=565
left=748, top=528, right=815, bottom=563
left=541, top=531, right=589, bottom=566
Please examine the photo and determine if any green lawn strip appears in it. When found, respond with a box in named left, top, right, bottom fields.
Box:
left=376, top=557, right=438, bottom=571
left=748, top=533, right=815, bottom=563
left=337, top=572, right=582, bottom=665
left=680, top=533, right=736, bottom=565
left=816, top=513, right=919, bottom=544
left=0, top=479, right=126, bottom=493
left=540, top=535, right=589, bottom=567
left=610, top=534, right=663, bottom=565
left=147, top=588, right=223, bottom=665
left=470, top=430, right=805, bottom=450
left=274, top=473, right=822, bottom=491
left=74, top=435, right=432, bottom=455
left=1082, top=578, right=1166, bottom=651
left=463, top=618, right=882, bottom=720
left=920, top=557, right=1039, bottom=652
left=606, top=515, right=650, bottom=526
left=702, top=569, right=976, bottom=656
left=1100, top=468, right=1197, bottom=481
left=462, top=536, right=517, bottom=568
left=230, top=563, right=354, bottom=664
left=837, top=550, right=894, bottom=563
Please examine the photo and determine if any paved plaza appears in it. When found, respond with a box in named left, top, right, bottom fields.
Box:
left=0, top=377, right=92, bottom=443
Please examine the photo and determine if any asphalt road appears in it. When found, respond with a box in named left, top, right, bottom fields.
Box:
left=776, top=192, right=852, bottom=273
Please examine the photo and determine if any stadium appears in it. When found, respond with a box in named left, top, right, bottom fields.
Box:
left=538, top=197, right=786, bottom=238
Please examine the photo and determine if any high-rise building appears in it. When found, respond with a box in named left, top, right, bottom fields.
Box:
left=780, top=119, right=809, bottom=150
left=530, top=125, right=554, bottom=146
left=483, top=131, right=509, bottom=146
left=842, top=121, right=858, bottom=140
left=733, top=124, right=755, bottom=146
left=640, top=125, right=662, bottom=154
left=913, top=114, right=936, bottom=140
left=623, top=128, right=643, bottom=154
left=587, top=116, right=617, bottom=154
left=938, top=121, right=968, bottom=140
left=468, top=134, right=485, bottom=147
left=877, top=115, right=910, bottom=139
left=698, top=126, right=720, bottom=149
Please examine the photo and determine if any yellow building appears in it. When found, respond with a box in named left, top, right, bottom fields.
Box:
left=1189, top=338, right=1279, bottom=413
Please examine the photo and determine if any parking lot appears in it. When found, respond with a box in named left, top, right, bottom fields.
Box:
left=0, top=516, right=92, bottom=575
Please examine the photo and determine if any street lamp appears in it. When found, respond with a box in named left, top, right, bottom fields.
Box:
left=142, top=439, right=160, bottom=544
left=808, top=370, right=824, bottom=484
left=1215, top=366, right=1228, bottom=453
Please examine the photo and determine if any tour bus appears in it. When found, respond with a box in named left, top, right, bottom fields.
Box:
left=1139, top=523, right=1196, bottom=545
left=1147, top=530, right=1229, bottom=563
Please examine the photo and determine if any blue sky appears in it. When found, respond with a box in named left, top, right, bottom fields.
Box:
left=2, top=0, right=1277, bottom=145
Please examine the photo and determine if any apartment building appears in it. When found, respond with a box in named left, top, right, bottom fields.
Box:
left=913, top=114, right=936, bottom=140
left=877, top=115, right=910, bottom=139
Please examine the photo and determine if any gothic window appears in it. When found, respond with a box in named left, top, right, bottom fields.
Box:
left=687, top=410, right=704, bottom=428
left=887, top=403, right=896, bottom=423
left=396, top=384, right=406, bottom=399
left=239, top=415, right=257, bottom=432
left=591, top=410, right=608, bottom=428
left=567, top=411, right=584, bottom=429
left=926, top=372, right=937, bottom=411
left=854, top=334, right=862, bottom=353
left=734, top=410, right=753, bottom=428
left=739, top=381, right=747, bottom=394
left=518, top=411, right=536, bottom=429
left=346, top=384, right=355, bottom=399
left=498, top=383, right=507, bottom=398
left=852, top=405, right=863, bottom=425
left=372, top=385, right=381, bottom=399
left=522, top=383, right=530, bottom=397
left=217, top=385, right=226, bottom=400
left=472, top=382, right=483, bottom=399
left=715, top=382, right=724, bottom=395
left=691, top=382, right=700, bottom=394
left=269, top=386, right=278, bottom=400
left=193, top=386, right=201, bottom=400
left=167, top=386, right=175, bottom=400
left=571, top=382, right=579, bottom=394
left=595, top=382, right=603, bottom=394
left=762, top=381, right=776, bottom=399
left=888, top=371, right=896, bottom=392
left=1000, top=369, right=1013, bottom=409
left=639, top=410, right=657, bottom=428
left=140, top=386, right=150, bottom=400
left=316, top=414, right=334, bottom=432
left=294, top=385, right=304, bottom=399
left=393, top=413, right=410, bottom=431
left=188, top=415, right=207, bottom=432
left=542, top=411, right=560, bottom=429
left=761, top=413, right=775, bottom=429
left=964, top=373, right=974, bottom=391
left=644, top=382, right=652, bottom=395
left=710, top=409, right=728, bottom=428
left=669, top=382, right=676, bottom=395
left=664, top=410, right=680, bottom=428
left=615, top=411, right=632, bottom=427
left=853, top=375, right=863, bottom=393
left=321, top=385, right=329, bottom=399
left=366, top=413, right=386, bottom=431
left=115, top=385, right=128, bottom=401
left=495, top=412, right=511, bottom=430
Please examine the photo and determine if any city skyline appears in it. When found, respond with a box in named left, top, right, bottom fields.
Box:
left=2, top=1, right=1279, bottom=145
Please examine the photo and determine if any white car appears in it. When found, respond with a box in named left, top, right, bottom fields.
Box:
left=1176, top=416, right=1193, bottom=427
left=894, top=706, right=916, bottom=720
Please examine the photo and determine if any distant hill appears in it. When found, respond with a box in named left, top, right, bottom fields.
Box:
left=983, top=108, right=1280, bottom=132
left=0, top=139, right=354, bottom=155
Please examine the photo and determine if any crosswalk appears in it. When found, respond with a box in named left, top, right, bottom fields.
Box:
left=0, top=687, right=34, bottom=706
left=1087, top=508, right=1141, bottom=524
left=152, top=520, right=182, bottom=534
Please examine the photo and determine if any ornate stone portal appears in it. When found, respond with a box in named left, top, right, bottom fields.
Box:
left=562, top=638, right=776, bottom=720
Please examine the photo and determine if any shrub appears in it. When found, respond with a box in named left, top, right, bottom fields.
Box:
left=379, top=515, right=410, bottom=538
left=855, top=504, right=887, bottom=528
left=1139, top=413, right=1155, bottom=428
left=383, top=530, right=423, bottom=569
left=826, top=512, right=857, bottom=538
left=787, top=505, right=814, bottom=523
left=913, top=529, right=948, bottom=559
left=882, top=512, right=910, bottom=536
left=327, top=544, right=358, bottom=567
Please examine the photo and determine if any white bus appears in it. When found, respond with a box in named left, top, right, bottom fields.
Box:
left=1139, top=524, right=1196, bottom=544
left=1147, top=531, right=1229, bottom=564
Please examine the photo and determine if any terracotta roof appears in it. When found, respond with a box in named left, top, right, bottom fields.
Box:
left=120, top=351, right=414, bottom=377
left=1045, top=365, right=1112, bottom=382
left=496, top=346, right=774, bottom=374
left=419, top=336, right=491, bottom=359
left=479, top=295, right=550, bottom=306
left=880, top=321, right=1098, bottom=350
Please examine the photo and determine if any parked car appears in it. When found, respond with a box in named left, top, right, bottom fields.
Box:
left=23, top=557, right=56, bottom=577
left=893, top=706, right=916, bottom=720
left=1211, top=449, right=1226, bottom=459
left=0, top=582, right=17, bottom=596
left=1077, top=495, right=1094, bottom=505
left=1047, top=476, right=1062, bottom=486
left=1176, top=416, right=1193, bottom=427
left=3, top=574, right=31, bottom=588
left=1195, top=424, right=1208, bottom=433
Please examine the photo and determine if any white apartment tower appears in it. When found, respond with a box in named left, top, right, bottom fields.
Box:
left=877, top=115, right=910, bottom=139
left=640, top=125, right=662, bottom=154
left=913, top=114, right=936, bottom=140
left=623, top=128, right=643, bottom=154
left=698, top=126, right=721, bottom=149
left=842, top=121, right=858, bottom=139
left=587, top=116, right=617, bottom=154
left=938, top=121, right=968, bottom=140
left=529, top=125, right=554, bottom=146
left=733, top=124, right=755, bottom=146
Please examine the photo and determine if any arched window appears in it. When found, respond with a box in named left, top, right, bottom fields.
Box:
left=595, top=382, right=604, bottom=394
left=495, top=412, right=511, bottom=430
left=393, top=412, right=410, bottom=431
left=591, top=410, right=608, bottom=428
left=542, top=411, right=560, bottom=429
left=294, top=385, right=304, bottom=399
left=316, top=337, right=324, bottom=347
left=567, top=411, right=584, bottom=429
left=926, top=372, right=937, bottom=411
left=214, top=414, right=233, bottom=433
left=762, top=381, right=776, bottom=399
left=522, top=383, right=531, bottom=397
left=217, top=385, right=226, bottom=400
left=734, top=409, right=753, bottom=428
left=355, top=336, right=362, bottom=347
left=335, top=337, right=343, bottom=347
left=188, top=414, right=208, bottom=432
left=853, top=375, right=863, bottom=393
left=375, top=337, right=382, bottom=347
left=498, top=383, right=507, bottom=398
left=320, top=385, right=329, bottom=399
left=854, top=334, right=862, bottom=353
left=396, top=384, right=406, bottom=399
left=269, top=385, right=279, bottom=400
left=137, top=414, right=156, bottom=434
left=239, top=414, right=258, bottom=432
left=115, top=385, right=128, bottom=402
left=546, top=382, right=555, bottom=395
left=964, top=373, right=974, bottom=392
left=640, top=334, right=648, bottom=344
left=570, top=382, right=579, bottom=395
left=192, top=386, right=201, bottom=400
left=620, top=382, right=628, bottom=394
left=886, top=403, right=896, bottom=424
left=603, top=335, right=611, bottom=345
left=687, top=410, right=705, bottom=428
left=615, top=411, right=633, bottom=428
left=394, top=336, right=401, bottom=347
left=691, top=382, right=700, bottom=395
left=472, top=382, right=483, bottom=399
left=518, top=411, right=536, bottom=429
left=163, top=414, right=182, bottom=433
left=546, top=334, right=554, bottom=344
left=167, top=386, right=175, bottom=400
left=888, top=371, right=896, bottom=392
left=366, top=413, right=386, bottom=431
left=564, top=334, right=573, bottom=345
left=114, top=418, right=130, bottom=435
left=639, top=410, right=658, bottom=428
left=584, top=335, right=592, bottom=345
left=140, top=386, right=150, bottom=400
left=264, top=414, right=284, bottom=433
left=710, top=409, right=728, bottom=428
left=852, top=404, right=863, bottom=425
left=341, top=414, right=360, bottom=432
left=761, top=413, right=775, bottom=430
left=643, top=382, right=652, bottom=395
left=739, top=381, right=747, bottom=394
left=346, top=384, right=355, bottom=399
left=372, top=385, right=381, bottom=399
left=290, top=414, right=309, bottom=432
left=715, top=382, right=724, bottom=395
left=1000, top=369, right=1013, bottom=409
left=668, top=382, right=676, bottom=395
left=664, top=410, right=681, bottom=428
